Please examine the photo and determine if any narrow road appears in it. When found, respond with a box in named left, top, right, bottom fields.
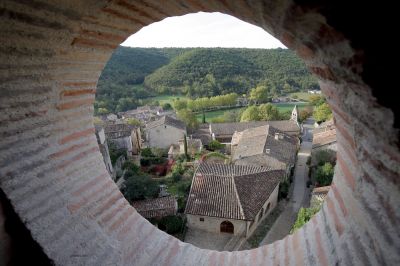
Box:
left=260, top=118, right=314, bottom=245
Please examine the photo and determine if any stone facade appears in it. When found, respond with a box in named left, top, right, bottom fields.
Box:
left=95, top=126, right=113, bottom=174
left=146, top=116, right=186, bottom=149
left=0, top=1, right=398, bottom=265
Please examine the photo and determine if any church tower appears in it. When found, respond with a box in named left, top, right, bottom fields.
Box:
left=291, top=105, right=299, bottom=123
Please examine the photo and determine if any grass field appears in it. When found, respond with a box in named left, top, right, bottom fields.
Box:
left=196, top=102, right=310, bottom=122
left=146, top=94, right=188, bottom=105
left=289, top=92, right=312, bottom=101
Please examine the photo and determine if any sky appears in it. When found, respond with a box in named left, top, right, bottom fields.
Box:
left=121, top=12, right=286, bottom=49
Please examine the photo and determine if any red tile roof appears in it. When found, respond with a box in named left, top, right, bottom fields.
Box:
left=132, top=196, right=177, bottom=219
left=185, top=163, right=283, bottom=221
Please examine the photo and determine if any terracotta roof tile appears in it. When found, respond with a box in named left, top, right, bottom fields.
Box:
left=210, top=120, right=300, bottom=137
left=146, top=116, right=186, bottom=130
left=132, top=196, right=177, bottom=219
left=185, top=163, right=283, bottom=221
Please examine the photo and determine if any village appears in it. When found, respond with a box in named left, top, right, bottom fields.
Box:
left=94, top=102, right=337, bottom=251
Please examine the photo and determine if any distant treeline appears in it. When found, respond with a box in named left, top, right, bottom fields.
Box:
left=96, top=46, right=319, bottom=114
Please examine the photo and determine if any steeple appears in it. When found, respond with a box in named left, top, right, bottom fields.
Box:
left=291, top=105, right=298, bottom=121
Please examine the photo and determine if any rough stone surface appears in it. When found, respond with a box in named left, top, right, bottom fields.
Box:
left=0, top=0, right=399, bottom=265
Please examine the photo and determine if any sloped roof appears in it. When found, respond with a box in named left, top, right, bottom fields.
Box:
left=210, top=120, right=299, bottom=136
left=104, top=123, right=135, bottom=139
left=312, top=129, right=336, bottom=149
left=179, top=138, right=203, bottom=150
left=146, top=116, right=186, bottom=131
left=185, top=163, right=282, bottom=221
left=313, top=119, right=335, bottom=135
left=191, top=124, right=212, bottom=145
left=132, top=196, right=177, bottom=219
left=231, top=125, right=297, bottom=169
left=312, top=186, right=331, bottom=195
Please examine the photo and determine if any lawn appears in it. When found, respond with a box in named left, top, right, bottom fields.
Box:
left=146, top=94, right=188, bottom=106
left=196, top=102, right=310, bottom=122
left=289, top=92, right=312, bottom=101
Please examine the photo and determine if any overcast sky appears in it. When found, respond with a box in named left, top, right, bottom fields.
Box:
left=121, top=12, right=286, bottom=49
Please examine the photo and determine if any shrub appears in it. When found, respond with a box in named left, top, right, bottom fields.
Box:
left=208, top=140, right=224, bottom=151
left=141, top=147, right=154, bottom=157
left=315, top=162, right=334, bottom=186
left=278, top=181, right=289, bottom=200
left=315, top=150, right=336, bottom=166
left=123, top=161, right=140, bottom=172
left=291, top=207, right=320, bottom=233
left=158, top=216, right=184, bottom=234
left=171, top=172, right=182, bottom=182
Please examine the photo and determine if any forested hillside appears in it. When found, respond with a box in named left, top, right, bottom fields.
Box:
left=96, top=46, right=319, bottom=113
left=144, top=48, right=318, bottom=97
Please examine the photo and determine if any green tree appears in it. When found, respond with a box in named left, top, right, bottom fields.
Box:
left=313, top=103, right=332, bottom=122
left=298, top=106, right=313, bottom=123
left=258, top=103, right=280, bottom=121
left=173, top=99, right=188, bottom=110
left=126, top=118, right=141, bottom=126
left=240, top=106, right=260, bottom=121
left=249, top=85, right=269, bottom=104
left=177, top=109, right=198, bottom=130
left=309, top=95, right=326, bottom=106
left=315, top=150, right=336, bottom=166
left=183, top=134, right=188, bottom=159
left=223, top=109, right=241, bottom=122
left=122, top=174, right=159, bottom=202
left=158, top=216, right=184, bottom=234
left=315, top=162, right=334, bottom=186
left=97, top=108, right=109, bottom=115
left=141, top=147, right=154, bottom=157
left=162, top=102, right=172, bottom=110
left=291, top=207, right=320, bottom=233
left=208, top=140, right=224, bottom=151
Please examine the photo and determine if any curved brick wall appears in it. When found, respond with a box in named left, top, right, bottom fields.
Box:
left=0, top=0, right=399, bottom=265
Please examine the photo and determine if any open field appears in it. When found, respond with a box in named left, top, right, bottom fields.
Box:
left=289, top=92, right=313, bottom=101
left=146, top=94, right=188, bottom=105
left=196, top=102, right=310, bottom=122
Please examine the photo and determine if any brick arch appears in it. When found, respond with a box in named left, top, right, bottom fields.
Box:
left=0, top=0, right=398, bottom=265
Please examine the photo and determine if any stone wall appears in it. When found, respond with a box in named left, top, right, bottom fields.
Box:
left=247, top=184, right=279, bottom=237
left=147, top=124, right=186, bottom=149
left=186, top=214, right=247, bottom=236
left=0, top=0, right=398, bottom=265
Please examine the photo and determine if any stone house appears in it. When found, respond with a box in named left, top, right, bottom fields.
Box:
left=209, top=107, right=300, bottom=145
left=145, top=116, right=186, bottom=149
left=95, top=125, right=113, bottom=175
left=132, top=196, right=177, bottom=219
left=312, top=119, right=337, bottom=152
left=179, top=138, right=202, bottom=156
left=310, top=186, right=330, bottom=209
left=185, top=163, right=283, bottom=237
left=119, top=105, right=163, bottom=123
left=231, top=125, right=298, bottom=179
left=104, top=123, right=142, bottom=156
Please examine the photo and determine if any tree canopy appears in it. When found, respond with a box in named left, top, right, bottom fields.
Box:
left=313, top=103, right=333, bottom=122
left=95, top=47, right=319, bottom=114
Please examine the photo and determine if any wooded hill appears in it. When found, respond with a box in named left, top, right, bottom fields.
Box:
left=96, top=46, right=319, bottom=113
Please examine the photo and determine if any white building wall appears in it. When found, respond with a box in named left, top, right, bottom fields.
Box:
left=147, top=125, right=185, bottom=149
left=186, top=214, right=247, bottom=236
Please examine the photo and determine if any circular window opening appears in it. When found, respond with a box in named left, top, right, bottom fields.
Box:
left=93, top=12, right=335, bottom=252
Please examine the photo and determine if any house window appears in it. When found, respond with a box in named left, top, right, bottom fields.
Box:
left=265, top=203, right=271, bottom=214
left=258, top=208, right=264, bottom=222
left=199, top=217, right=204, bottom=222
